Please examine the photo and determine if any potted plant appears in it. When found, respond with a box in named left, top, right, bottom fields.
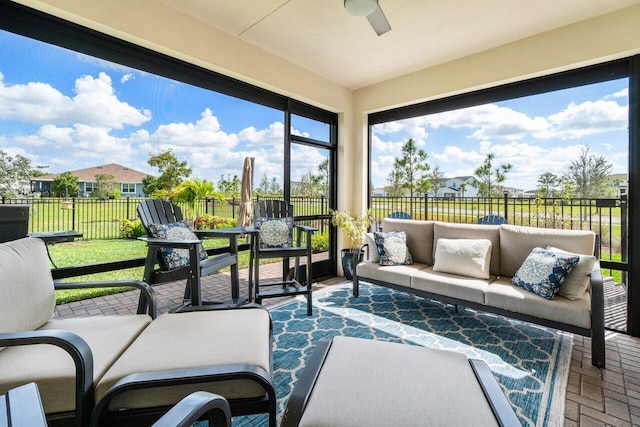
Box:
left=331, top=208, right=373, bottom=280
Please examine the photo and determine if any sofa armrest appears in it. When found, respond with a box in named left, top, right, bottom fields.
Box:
left=589, top=261, right=605, bottom=368
left=0, top=330, right=94, bottom=427
left=54, top=280, right=157, bottom=319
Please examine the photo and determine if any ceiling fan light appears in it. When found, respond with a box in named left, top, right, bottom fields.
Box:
left=344, top=0, right=378, bottom=17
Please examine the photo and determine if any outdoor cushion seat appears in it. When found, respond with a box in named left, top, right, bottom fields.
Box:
left=0, top=315, right=151, bottom=414
left=355, top=262, right=427, bottom=288
left=411, top=266, right=496, bottom=304
left=485, top=277, right=592, bottom=329
left=0, top=237, right=277, bottom=427
left=95, top=308, right=272, bottom=409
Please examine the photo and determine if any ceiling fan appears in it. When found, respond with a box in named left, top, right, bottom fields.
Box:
left=344, top=0, right=391, bottom=36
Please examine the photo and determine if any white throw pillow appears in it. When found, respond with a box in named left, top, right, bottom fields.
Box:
left=546, top=246, right=596, bottom=300
left=364, top=232, right=379, bottom=263
left=433, top=238, right=492, bottom=279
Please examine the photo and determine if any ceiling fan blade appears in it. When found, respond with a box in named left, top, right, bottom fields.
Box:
left=366, top=4, right=391, bottom=36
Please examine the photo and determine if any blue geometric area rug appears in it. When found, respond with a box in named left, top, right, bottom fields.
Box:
left=231, top=283, right=572, bottom=427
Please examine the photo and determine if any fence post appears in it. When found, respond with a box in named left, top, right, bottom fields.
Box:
left=503, top=191, right=509, bottom=220
left=424, top=193, right=429, bottom=220
left=72, top=197, right=76, bottom=230
left=126, top=196, right=130, bottom=219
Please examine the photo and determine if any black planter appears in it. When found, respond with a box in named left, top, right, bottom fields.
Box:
left=341, top=248, right=364, bottom=281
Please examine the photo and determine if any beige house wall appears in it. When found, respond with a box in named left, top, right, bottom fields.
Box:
left=13, top=1, right=640, bottom=267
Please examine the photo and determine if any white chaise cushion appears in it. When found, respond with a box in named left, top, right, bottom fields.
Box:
left=433, top=238, right=492, bottom=279
left=0, top=237, right=55, bottom=334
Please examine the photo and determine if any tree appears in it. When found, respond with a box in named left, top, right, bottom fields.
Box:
left=472, top=153, right=512, bottom=197
left=218, top=174, right=240, bottom=198
left=537, top=172, right=560, bottom=198
left=428, top=165, right=446, bottom=197
left=0, top=150, right=44, bottom=197
left=385, top=168, right=405, bottom=197
left=393, top=138, right=430, bottom=199
left=52, top=171, right=80, bottom=197
left=269, top=176, right=282, bottom=196
left=563, top=147, right=613, bottom=198
left=93, top=173, right=119, bottom=199
left=142, top=149, right=192, bottom=197
left=459, top=182, right=467, bottom=198
left=173, top=178, right=223, bottom=220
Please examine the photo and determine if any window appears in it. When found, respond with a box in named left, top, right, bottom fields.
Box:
left=0, top=1, right=338, bottom=277
left=121, top=183, right=136, bottom=194
left=85, top=182, right=96, bottom=193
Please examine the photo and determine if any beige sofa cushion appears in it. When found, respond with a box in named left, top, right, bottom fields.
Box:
left=485, top=277, right=591, bottom=329
left=0, top=237, right=55, bottom=334
left=381, top=219, right=434, bottom=265
left=433, top=238, right=492, bottom=279
left=434, top=222, right=501, bottom=276
left=547, top=246, right=597, bottom=300
left=499, top=225, right=595, bottom=277
left=95, top=308, right=272, bottom=410
left=412, top=267, right=495, bottom=304
left=0, top=315, right=151, bottom=414
left=299, top=336, right=498, bottom=427
left=356, top=262, right=427, bottom=288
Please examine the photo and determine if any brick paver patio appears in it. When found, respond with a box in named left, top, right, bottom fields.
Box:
left=53, top=264, right=640, bottom=426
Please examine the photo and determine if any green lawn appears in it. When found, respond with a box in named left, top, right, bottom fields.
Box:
left=50, top=237, right=254, bottom=304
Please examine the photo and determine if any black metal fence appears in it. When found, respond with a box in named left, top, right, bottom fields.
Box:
left=0, top=195, right=332, bottom=240
left=372, top=194, right=627, bottom=264
left=1, top=195, right=626, bottom=260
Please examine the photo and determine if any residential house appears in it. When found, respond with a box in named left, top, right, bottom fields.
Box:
left=31, top=163, right=150, bottom=197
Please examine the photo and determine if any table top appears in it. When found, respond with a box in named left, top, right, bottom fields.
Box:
left=29, top=230, right=82, bottom=244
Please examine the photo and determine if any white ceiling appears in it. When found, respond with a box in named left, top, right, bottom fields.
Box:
left=160, top=0, right=640, bottom=90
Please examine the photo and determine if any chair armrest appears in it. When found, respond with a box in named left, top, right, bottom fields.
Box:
left=151, top=392, right=231, bottom=427
left=138, top=237, right=203, bottom=249
left=54, top=280, right=157, bottom=319
left=295, top=225, right=318, bottom=233
left=0, top=330, right=94, bottom=427
left=92, top=364, right=275, bottom=427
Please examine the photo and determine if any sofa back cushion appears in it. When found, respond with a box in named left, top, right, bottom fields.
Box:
left=433, top=222, right=501, bottom=276
left=499, top=225, right=595, bottom=278
left=381, top=219, right=434, bottom=265
left=0, top=238, right=55, bottom=335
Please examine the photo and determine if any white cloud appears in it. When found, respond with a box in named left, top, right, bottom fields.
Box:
left=121, top=73, right=134, bottom=83
left=605, top=88, right=628, bottom=99
left=542, top=100, right=627, bottom=139
left=0, top=71, right=151, bottom=129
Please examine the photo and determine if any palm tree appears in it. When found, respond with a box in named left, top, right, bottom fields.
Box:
left=173, top=178, right=224, bottom=224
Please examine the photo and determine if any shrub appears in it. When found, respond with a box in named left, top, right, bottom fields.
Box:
left=311, top=232, right=329, bottom=253
left=119, top=219, right=146, bottom=239
left=195, top=214, right=237, bottom=230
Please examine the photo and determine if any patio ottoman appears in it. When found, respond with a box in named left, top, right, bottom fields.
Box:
left=281, top=336, right=520, bottom=427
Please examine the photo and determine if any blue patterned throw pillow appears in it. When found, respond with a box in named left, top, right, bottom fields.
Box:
left=374, top=231, right=413, bottom=266
left=148, top=220, right=208, bottom=270
left=255, top=217, right=294, bottom=249
left=511, top=247, right=579, bottom=300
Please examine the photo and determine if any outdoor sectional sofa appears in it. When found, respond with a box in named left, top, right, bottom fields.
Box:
left=354, top=219, right=605, bottom=368
left=0, top=237, right=276, bottom=427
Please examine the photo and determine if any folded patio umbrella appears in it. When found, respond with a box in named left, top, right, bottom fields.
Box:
left=238, top=157, right=254, bottom=227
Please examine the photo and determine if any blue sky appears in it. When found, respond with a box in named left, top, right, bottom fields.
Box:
left=372, top=79, right=628, bottom=192
left=0, top=30, right=629, bottom=193
left=0, top=30, right=331, bottom=187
